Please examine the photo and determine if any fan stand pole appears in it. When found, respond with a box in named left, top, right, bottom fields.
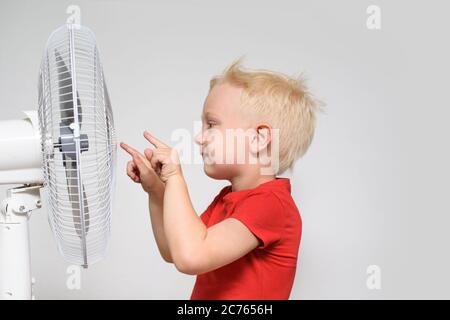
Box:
left=0, top=184, right=42, bottom=300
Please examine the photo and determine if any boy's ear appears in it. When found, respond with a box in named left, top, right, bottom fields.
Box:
left=249, top=124, right=272, bottom=155
left=257, top=125, right=272, bottom=148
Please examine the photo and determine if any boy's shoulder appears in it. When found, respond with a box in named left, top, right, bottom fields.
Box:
left=220, top=178, right=295, bottom=213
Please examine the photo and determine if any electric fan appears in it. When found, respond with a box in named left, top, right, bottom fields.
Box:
left=0, top=23, right=116, bottom=299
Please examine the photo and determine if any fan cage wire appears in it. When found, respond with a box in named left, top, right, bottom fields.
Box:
left=38, top=24, right=116, bottom=267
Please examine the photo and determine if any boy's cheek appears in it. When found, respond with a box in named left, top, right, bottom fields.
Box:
left=203, top=161, right=239, bottom=180
left=205, top=142, right=253, bottom=166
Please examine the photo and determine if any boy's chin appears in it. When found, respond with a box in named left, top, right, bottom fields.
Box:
left=203, top=163, right=235, bottom=180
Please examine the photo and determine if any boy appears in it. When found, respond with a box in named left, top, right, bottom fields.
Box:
left=120, top=61, right=322, bottom=299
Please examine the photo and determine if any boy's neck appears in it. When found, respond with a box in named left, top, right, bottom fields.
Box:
left=230, top=173, right=276, bottom=192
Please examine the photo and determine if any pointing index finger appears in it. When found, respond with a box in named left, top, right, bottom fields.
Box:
left=120, top=142, right=140, bottom=156
left=120, top=142, right=148, bottom=163
left=120, top=142, right=152, bottom=169
left=144, top=131, right=168, bottom=148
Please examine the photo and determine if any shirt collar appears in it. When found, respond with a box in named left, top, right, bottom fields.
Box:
left=222, top=178, right=291, bottom=203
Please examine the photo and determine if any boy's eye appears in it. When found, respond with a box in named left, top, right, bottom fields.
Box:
left=207, top=121, right=215, bottom=128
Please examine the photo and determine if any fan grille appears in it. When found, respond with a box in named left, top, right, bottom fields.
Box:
left=38, top=24, right=116, bottom=267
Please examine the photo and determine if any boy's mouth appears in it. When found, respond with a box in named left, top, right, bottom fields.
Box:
left=201, top=151, right=212, bottom=162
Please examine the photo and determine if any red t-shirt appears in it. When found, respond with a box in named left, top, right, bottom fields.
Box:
left=190, top=178, right=302, bottom=300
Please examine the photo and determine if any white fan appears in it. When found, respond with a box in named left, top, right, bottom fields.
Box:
left=0, top=23, right=116, bottom=299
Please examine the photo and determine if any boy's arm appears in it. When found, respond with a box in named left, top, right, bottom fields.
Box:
left=148, top=181, right=173, bottom=263
left=164, top=175, right=260, bottom=275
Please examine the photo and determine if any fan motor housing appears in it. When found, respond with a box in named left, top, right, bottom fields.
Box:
left=0, top=111, right=43, bottom=185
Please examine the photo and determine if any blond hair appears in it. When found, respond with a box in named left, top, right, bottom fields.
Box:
left=210, top=59, right=324, bottom=174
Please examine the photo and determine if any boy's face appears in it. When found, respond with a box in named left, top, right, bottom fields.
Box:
left=195, top=83, right=257, bottom=180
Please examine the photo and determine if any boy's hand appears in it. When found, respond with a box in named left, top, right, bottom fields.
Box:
left=143, top=131, right=182, bottom=183
left=120, top=142, right=161, bottom=194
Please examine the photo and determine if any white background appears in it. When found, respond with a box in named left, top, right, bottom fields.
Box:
left=0, top=0, right=449, bottom=299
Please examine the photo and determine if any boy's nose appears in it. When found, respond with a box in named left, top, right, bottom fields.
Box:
left=194, top=131, right=203, bottom=146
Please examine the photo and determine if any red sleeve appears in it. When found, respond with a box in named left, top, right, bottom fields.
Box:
left=231, top=191, right=286, bottom=249
left=200, top=186, right=229, bottom=225
left=200, top=206, right=212, bottom=225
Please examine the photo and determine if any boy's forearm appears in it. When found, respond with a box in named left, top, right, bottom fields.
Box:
left=148, top=182, right=173, bottom=262
left=163, top=174, right=207, bottom=266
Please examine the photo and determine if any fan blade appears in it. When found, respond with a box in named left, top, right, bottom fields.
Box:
left=55, top=49, right=82, bottom=125
left=55, top=48, right=89, bottom=239
left=63, top=152, right=90, bottom=238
